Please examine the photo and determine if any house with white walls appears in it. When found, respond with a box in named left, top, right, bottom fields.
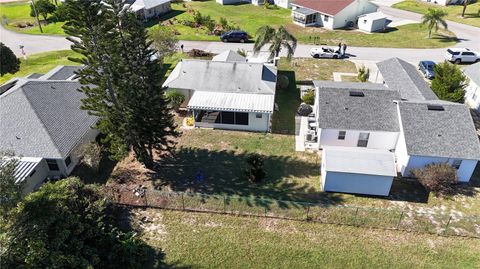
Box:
left=0, top=66, right=98, bottom=194
left=464, top=62, right=480, bottom=111
left=216, top=0, right=292, bottom=9
left=291, top=0, right=378, bottom=29
left=126, top=0, right=171, bottom=21
left=162, top=58, right=277, bottom=132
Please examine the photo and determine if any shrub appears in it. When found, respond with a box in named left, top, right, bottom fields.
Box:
left=297, top=103, right=313, bottom=116
left=219, top=17, right=228, bottom=29
left=357, top=65, right=370, bottom=82
left=410, top=163, right=458, bottom=197
left=185, top=116, right=194, bottom=126
left=276, top=75, right=289, bottom=90
left=165, top=90, right=185, bottom=111
left=245, top=154, right=265, bottom=183
left=301, top=89, right=315, bottom=105
left=77, top=142, right=103, bottom=173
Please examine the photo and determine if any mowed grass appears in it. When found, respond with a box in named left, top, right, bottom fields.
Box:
left=0, top=50, right=80, bottom=84
left=393, top=0, right=480, bottom=28
left=0, top=1, right=65, bottom=35
left=278, top=57, right=357, bottom=81
left=137, top=209, right=480, bottom=269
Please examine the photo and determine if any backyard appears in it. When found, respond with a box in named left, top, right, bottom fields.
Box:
left=393, top=0, right=480, bottom=28
left=0, top=0, right=459, bottom=48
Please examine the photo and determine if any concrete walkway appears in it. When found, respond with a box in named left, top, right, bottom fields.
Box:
left=332, top=72, right=358, bottom=82
left=295, top=116, right=307, bottom=152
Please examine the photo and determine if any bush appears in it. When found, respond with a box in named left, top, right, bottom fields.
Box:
left=297, top=103, right=313, bottom=116
left=276, top=75, right=289, bottom=90
left=237, top=48, right=247, bottom=57
left=245, top=154, right=265, bottom=183
left=165, top=90, right=186, bottom=111
left=77, top=142, right=103, bottom=173
left=301, top=89, right=315, bottom=105
left=431, top=61, right=466, bottom=103
left=357, top=65, right=370, bottom=82
left=410, top=163, right=458, bottom=197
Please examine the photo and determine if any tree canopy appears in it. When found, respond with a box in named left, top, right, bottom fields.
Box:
left=431, top=61, right=466, bottom=103
left=0, top=43, right=20, bottom=76
left=30, top=0, right=57, bottom=23
left=0, top=178, right=151, bottom=269
left=63, top=0, right=178, bottom=168
left=254, top=26, right=297, bottom=61
left=421, top=8, right=448, bottom=38
left=149, top=26, right=179, bottom=64
left=0, top=152, right=23, bottom=222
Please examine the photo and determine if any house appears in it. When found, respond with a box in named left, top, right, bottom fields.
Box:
left=291, top=0, right=378, bottom=29
left=0, top=67, right=98, bottom=193
left=162, top=58, right=277, bottom=132
left=212, top=50, right=247, bottom=62
left=357, top=11, right=388, bottom=32
left=321, top=146, right=397, bottom=196
left=310, top=58, right=480, bottom=195
left=464, top=62, right=480, bottom=111
left=216, top=0, right=292, bottom=9
left=126, top=0, right=171, bottom=21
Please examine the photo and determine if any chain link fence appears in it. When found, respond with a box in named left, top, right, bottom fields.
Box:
left=112, top=186, right=480, bottom=238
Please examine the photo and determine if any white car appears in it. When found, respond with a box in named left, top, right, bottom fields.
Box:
left=445, top=48, right=479, bottom=64
left=310, top=47, right=343, bottom=59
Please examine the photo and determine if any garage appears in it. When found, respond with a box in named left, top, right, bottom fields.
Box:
left=321, top=146, right=397, bottom=196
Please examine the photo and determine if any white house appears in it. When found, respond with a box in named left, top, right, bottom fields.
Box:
left=291, top=0, right=378, bottom=29
left=126, top=0, right=171, bottom=20
left=0, top=67, right=99, bottom=194
left=464, top=62, right=480, bottom=111
left=162, top=57, right=277, bottom=132
left=395, top=101, right=480, bottom=182
left=216, top=0, right=292, bottom=8
left=321, top=146, right=397, bottom=196
left=357, top=11, right=388, bottom=32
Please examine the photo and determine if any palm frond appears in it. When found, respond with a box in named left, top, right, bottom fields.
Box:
left=254, top=26, right=274, bottom=53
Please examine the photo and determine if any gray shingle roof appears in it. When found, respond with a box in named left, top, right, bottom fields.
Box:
left=26, top=73, right=44, bottom=79
left=398, top=101, right=480, bottom=160
left=212, top=50, right=247, bottom=62
left=314, top=81, right=401, bottom=132
left=376, top=58, right=438, bottom=101
left=163, top=59, right=277, bottom=95
left=464, top=62, right=480, bottom=86
left=0, top=79, right=97, bottom=159
left=39, top=65, right=82, bottom=80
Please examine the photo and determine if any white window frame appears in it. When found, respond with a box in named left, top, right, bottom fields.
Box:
left=338, top=131, right=346, bottom=140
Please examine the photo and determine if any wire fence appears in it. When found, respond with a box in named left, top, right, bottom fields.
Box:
left=112, top=186, right=480, bottom=238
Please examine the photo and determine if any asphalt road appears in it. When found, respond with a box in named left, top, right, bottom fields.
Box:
left=1, top=5, right=479, bottom=64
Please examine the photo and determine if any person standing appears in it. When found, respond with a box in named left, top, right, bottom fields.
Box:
left=337, top=42, right=342, bottom=53
left=342, top=43, right=347, bottom=57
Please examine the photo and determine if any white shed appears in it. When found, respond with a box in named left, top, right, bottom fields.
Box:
left=357, top=12, right=387, bottom=33
left=321, top=146, right=397, bottom=196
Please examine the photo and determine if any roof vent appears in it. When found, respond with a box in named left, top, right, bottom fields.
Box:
left=427, top=104, right=444, bottom=111
left=349, top=91, right=365, bottom=97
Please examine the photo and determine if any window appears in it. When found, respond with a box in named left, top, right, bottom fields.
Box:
left=452, top=160, right=462, bottom=169
left=46, top=159, right=59, bottom=171
left=338, top=131, right=346, bottom=140
left=65, top=156, right=72, bottom=167
left=357, top=132, right=369, bottom=147
left=29, top=169, right=36, bottom=177
left=324, top=15, right=329, bottom=22
left=256, top=113, right=263, bottom=119
left=215, top=112, right=249, bottom=125
left=463, top=52, right=475, bottom=56
left=235, top=112, right=249, bottom=125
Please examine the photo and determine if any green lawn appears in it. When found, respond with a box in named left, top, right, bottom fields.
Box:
left=0, top=1, right=65, bottom=35
left=393, top=0, right=480, bottom=28
left=278, top=57, right=357, bottom=81
left=136, top=208, right=480, bottom=269
left=0, top=50, right=80, bottom=84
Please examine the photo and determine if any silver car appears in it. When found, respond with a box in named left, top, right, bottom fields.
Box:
left=310, top=47, right=342, bottom=59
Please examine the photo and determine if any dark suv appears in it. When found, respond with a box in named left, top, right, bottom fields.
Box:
left=220, top=31, right=249, bottom=43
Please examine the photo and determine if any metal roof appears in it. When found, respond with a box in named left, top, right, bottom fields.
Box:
left=187, top=91, right=274, bottom=113
left=0, top=157, right=42, bottom=184
left=323, top=146, right=397, bottom=177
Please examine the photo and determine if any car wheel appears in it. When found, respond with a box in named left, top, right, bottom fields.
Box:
left=222, top=38, right=228, bottom=43
left=454, top=59, right=461, bottom=64
left=313, top=54, right=319, bottom=59
left=240, top=39, right=245, bottom=43
left=333, top=55, right=338, bottom=59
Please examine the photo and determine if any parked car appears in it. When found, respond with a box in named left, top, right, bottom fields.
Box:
left=445, top=48, right=479, bottom=64
left=418, top=60, right=436, bottom=79
left=220, top=31, right=249, bottom=43
left=310, top=47, right=343, bottom=59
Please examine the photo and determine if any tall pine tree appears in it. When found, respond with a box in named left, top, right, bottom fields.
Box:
left=63, top=0, right=178, bottom=168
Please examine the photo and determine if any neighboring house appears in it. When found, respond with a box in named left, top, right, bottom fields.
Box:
left=291, top=0, right=378, bottom=29
left=395, top=101, right=480, bottom=182
left=0, top=67, right=98, bottom=193
left=162, top=58, right=277, bottom=132
left=357, top=11, right=388, bottom=32
left=126, top=0, right=171, bottom=21
left=310, top=57, right=480, bottom=195
left=420, top=0, right=465, bottom=6
left=216, top=0, right=292, bottom=8
left=464, top=62, right=480, bottom=111
left=212, top=50, right=247, bottom=62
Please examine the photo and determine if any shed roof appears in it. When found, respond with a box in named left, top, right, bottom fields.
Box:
left=376, top=58, right=438, bottom=101
left=292, top=0, right=356, bottom=15
left=358, top=11, right=387, bottom=20
left=464, top=62, right=480, bottom=86
left=323, top=146, right=397, bottom=177
left=0, top=79, right=97, bottom=159
left=398, top=101, right=480, bottom=160
left=314, top=81, right=400, bottom=132
left=187, top=91, right=274, bottom=113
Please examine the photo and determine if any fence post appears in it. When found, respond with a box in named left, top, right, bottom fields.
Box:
left=306, top=205, right=310, bottom=221
left=443, top=216, right=452, bottom=235
left=353, top=207, right=359, bottom=226
left=181, top=192, right=185, bottom=211
left=396, top=211, right=404, bottom=230
left=223, top=195, right=227, bottom=214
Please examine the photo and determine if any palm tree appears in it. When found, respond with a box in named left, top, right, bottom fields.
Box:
left=421, top=8, right=448, bottom=39
left=461, top=0, right=470, bottom=18
left=253, top=26, right=297, bottom=61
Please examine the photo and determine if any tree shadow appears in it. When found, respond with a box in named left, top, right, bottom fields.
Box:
left=431, top=34, right=464, bottom=43
left=151, top=147, right=344, bottom=208
left=144, top=10, right=186, bottom=28
left=71, top=148, right=118, bottom=185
